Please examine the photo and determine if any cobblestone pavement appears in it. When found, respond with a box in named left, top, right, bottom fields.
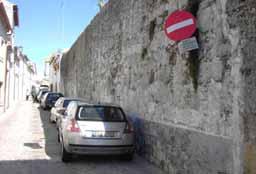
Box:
left=0, top=101, right=164, bottom=174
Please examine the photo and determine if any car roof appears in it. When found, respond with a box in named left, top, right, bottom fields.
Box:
left=76, top=101, right=121, bottom=108
left=39, top=88, right=49, bottom=92
left=40, top=90, right=49, bottom=94
left=60, top=97, right=86, bottom=101
left=46, top=92, right=63, bottom=95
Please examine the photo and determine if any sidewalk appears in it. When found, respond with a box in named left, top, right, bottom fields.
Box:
left=0, top=101, right=23, bottom=121
left=0, top=104, right=3, bottom=114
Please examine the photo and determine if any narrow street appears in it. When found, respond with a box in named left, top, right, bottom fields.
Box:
left=0, top=101, right=164, bottom=174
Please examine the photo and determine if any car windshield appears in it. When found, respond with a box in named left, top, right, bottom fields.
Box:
left=77, top=106, right=125, bottom=122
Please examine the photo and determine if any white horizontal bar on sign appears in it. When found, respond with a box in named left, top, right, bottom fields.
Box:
left=167, top=19, right=194, bottom=34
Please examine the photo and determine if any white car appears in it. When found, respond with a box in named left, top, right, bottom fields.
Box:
left=59, top=101, right=135, bottom=162
left=40, top=92, right=63, bottom=110
left=37, top=90, right=49, bottom=103
left=50, top=97, right=85, bottom=124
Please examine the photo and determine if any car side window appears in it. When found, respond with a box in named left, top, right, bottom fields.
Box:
left=70, top=105, right=77, bottom=118
left=43, top=94, right=48, bottom=100
left=57, top=100, right=63, bottom=108
left=54, top=99, right=61, bottom=107
left=66, top=103, right=74, bottom=117
left=60, top=100, right=65, bottom=108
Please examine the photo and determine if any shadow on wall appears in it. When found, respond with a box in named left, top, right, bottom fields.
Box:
left=125, top=110, right=234, bottom=174
left=126, top=111, right=146, bottom=156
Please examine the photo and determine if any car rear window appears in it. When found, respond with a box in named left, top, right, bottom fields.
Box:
left=47, top=94, right=63, bottom=100
left=63, top=100, right=75, bottom=108
left=42, top=91, right=48, bottom=95
left=77, top=106, right=125, bottom=122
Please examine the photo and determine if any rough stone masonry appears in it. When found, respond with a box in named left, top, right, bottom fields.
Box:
left=60, top=0, right=256, bottom=173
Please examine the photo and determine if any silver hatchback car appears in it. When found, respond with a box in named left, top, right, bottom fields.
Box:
left=59, top=101, right=135, bottom=162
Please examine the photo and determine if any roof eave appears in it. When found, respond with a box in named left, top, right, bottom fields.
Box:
left=0, top=2, right=12, bottom=31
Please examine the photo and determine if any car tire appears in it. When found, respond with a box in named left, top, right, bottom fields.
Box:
left=61, top=142, right=72, bottom=162
left=122, top=153, right=134, bottom=161
left=57, top=130, right=60, bottom=142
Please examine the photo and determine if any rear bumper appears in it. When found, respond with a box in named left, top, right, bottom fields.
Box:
left=67, top=144, right=134, bottom=155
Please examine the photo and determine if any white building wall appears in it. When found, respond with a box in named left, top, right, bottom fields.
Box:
left=8, top=54, right=15, bottom=105
left=0, top=19, right=7, bottom=41
left=49, top=64, right=58, bottom=92
left=19, top=59, right=24, bottom=100
left=0, top=43, right=6, bottom=107
left=0, top=0, right=19, bottom=112
left=48, top=52, right=63, bottom=93
left=0, top=15, right=8, bottom=110
left=2, top=0, right=14, bottom=29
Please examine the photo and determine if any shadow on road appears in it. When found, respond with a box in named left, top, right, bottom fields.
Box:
left=0, top=159, right=74, bottom=174
left=37, top=105, right=62, bottom=160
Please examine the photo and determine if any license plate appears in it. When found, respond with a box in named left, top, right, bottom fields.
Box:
left=83, top=131, right=118, bottom=138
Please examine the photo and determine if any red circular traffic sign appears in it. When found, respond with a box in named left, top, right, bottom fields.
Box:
left=164, top=10, right=196, bottom=41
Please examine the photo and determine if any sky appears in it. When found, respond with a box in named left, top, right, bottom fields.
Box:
left=10, top=0, right=101, bottom=76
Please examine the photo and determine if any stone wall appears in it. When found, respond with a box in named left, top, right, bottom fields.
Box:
left=227, top=0, right=256, bottom=173
left=60, top=0, right=256, bottom=173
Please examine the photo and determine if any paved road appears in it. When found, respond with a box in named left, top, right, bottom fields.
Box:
left=0, top=101, right=164, bottom=174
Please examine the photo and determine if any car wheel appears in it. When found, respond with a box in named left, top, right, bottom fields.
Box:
left=122, top=153, right=134, bottom=161
left=57, top=130, right=60, bottom=142
left=61, top=142, right=72, bottom=162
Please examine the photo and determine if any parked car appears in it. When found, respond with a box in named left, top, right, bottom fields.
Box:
left=37, top=90, right=49, bottom=103
left=39, top=85, right=49, bottom=90
left=40, top=92, right=64, bottom=110
left=50, top=97, right=86, bottom=124
left=59, top=101, right=135, bottom=162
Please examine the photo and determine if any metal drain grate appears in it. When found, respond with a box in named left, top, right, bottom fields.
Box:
left=24, top=142, right=43, bottom=149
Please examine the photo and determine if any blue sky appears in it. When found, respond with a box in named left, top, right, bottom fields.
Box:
left=11, top=0, right=100, bottom=75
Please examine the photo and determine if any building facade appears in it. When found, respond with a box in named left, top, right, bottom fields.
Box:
left=0, top=0, right=18, bottom=112
left=44, top=49, right=68, bottom=92
left=0, top=0, right=37, bottom=113
left=4, top=45, right=37, bottom=110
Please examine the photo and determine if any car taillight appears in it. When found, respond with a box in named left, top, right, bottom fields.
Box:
left=67, top=119, right=80, bottom=132
left=124, top=122, right=134, bottom=134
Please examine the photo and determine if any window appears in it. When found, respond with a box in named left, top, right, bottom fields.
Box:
left=77, top=106, right=125, bottom=122
left=63, top=100, right=73, bottom=108
left=54, top=98, right=62, bottom=107
left=47, top=93, right=63, bottom=101
left=66, top=102, right=76, bottom=117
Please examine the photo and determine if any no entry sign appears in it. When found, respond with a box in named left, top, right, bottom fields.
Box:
left=164, top=10, right=196, bottom=41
